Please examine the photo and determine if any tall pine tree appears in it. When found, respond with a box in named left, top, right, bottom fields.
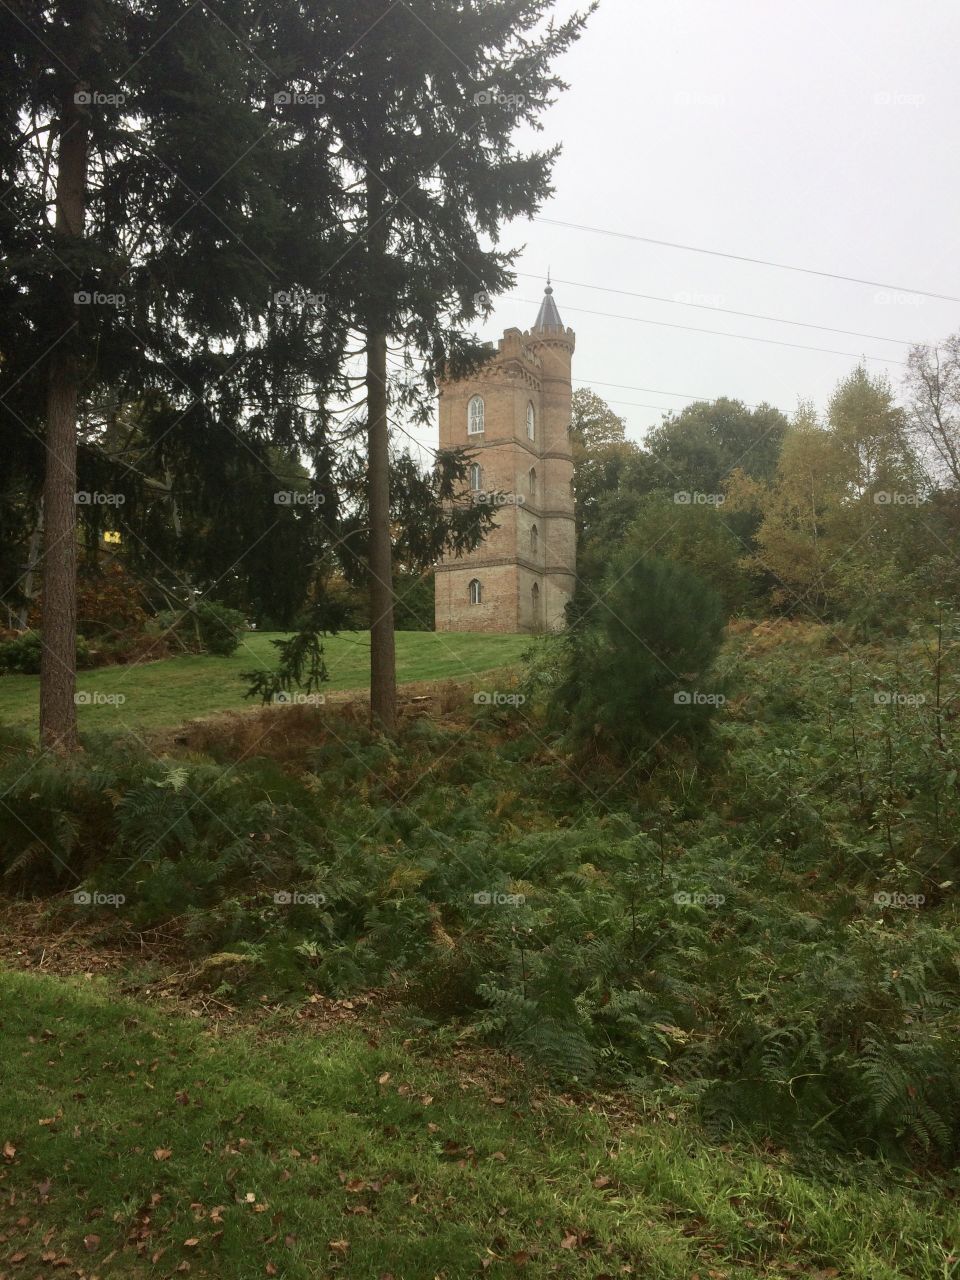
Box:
left=317, top=0, right=596, bottom=731
left=0, top=0, right=350, bottom=748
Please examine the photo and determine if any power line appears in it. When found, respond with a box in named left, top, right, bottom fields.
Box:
left=516, top=271, right=920, bottom=347
left=596, top=397, right=692, bottom=415
left=574, top=375, right=762, bottom=409
left=508, top=295, right=907, bottom=366
left=534, top=216, right=960, bottom=305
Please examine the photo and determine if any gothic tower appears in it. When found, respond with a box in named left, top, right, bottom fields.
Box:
left=434, top=282, right=576, bottom=633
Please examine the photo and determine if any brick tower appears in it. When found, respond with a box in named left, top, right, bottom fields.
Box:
left=434, top=282, right=576, bottom=633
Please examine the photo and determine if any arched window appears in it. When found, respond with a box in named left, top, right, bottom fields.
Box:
left=468, top=578, right=482, bottom=605
left=528, top=466, right=537, bottom=498
left=469, top=462, right=482, bottom=490
left=530, top=524, right=539, bottom=556
left=531, top=582, right=540, bottom=619
left=526, top=402, right=535, bottom=440
left=468, top=396, right=485, bottom=435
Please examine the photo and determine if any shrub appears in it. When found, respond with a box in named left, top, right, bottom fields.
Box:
left=556, top=551, right=726, bottom=758
left=151, top=601, right=246, bottom=657
left=0, top=630, right=92, bottom=675
left=195, top=601, right=246, bottom=655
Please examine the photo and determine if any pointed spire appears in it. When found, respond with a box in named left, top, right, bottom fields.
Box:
left=532, top=275, right=564, bottom=333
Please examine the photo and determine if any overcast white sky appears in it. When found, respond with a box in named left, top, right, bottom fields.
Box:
left=425, top=0, right=959, bottom=452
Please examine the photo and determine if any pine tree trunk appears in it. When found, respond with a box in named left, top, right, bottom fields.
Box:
left=364, top=181, right=396, bottom=733
left=39, top=37, right=90, bottom=752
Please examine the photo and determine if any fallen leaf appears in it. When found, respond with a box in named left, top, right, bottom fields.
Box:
left=2, top=1140, right=15, bottom=1160
left=592, top=1175, right=612, bottom=1189
left=328, top=1238, right=350, bottom=1255
left=83, top=1234, right=101, bottom=1252
left=153, top=1148, right=172, bottom=1162
left=183, top=1238, right=200, bottom=1248
left=377, top=1072, right=391, bottom=1085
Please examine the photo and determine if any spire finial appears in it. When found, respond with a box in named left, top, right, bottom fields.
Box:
left=532, top=273, right=563, bottom=331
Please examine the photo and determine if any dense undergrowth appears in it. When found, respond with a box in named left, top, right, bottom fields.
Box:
left=1, top=619, right=958, bottom=1163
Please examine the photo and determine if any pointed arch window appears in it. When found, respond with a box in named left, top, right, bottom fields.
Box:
left=469, top=462, right=483, bottom=490
left=530, top=524, right=539, bottom=556
left=528, top=466, right=537, bottom=498
left=531, top=582, right=541, bottom=619
left=526, top=402, right=535, bottom=440
left=468, top=396, right=485, bottom=435
left=468, top=578, right=482, bottom=605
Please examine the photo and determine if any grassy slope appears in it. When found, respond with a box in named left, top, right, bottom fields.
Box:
left=1, top=970, right=956, bottom=1280
left=0, top=630, right=529, bottom=733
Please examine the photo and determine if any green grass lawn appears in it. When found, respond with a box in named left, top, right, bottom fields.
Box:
left=1, top=968, right=956, bottom=1280
left=0, top=630, right=530, bottom=734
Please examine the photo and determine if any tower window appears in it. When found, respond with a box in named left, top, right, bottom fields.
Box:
left=530, top=524, right=539, bottom=556
left=469, top=462, right=483, bottom=490
left=468, top=578, right=482, bottom=605
left=528, top=466, right=537, bottom=498
left=468, top=396, right=485, bottom=435
left=526, top=402, right=535, bottom=440
left=531, top=582, right=540, bottom=618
